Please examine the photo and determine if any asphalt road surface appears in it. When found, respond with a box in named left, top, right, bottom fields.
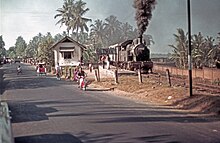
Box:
left=1, top=63, right=220, bottom=143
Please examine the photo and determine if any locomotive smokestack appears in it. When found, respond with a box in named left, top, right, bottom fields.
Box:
left=133, top=0, right=157, bottom=38
left=139, top=35, right=143, bottom=44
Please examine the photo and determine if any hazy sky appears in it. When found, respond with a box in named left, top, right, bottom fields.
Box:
left=0, top=0, right=220, bottom=53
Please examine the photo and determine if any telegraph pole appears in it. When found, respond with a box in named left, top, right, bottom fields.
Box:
left=187, top=0, right=193, bottom=96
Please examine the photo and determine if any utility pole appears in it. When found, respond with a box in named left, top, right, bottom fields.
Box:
left=187, top=0, right=193, bottom=97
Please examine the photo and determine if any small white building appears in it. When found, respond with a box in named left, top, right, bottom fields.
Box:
left=50, top=36, right=86, bottom=67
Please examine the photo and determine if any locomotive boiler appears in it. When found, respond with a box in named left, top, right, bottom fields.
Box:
left=108, top=38, right=153, bottom=72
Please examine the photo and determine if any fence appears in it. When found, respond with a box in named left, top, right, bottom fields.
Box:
left=153, top=64, right=220, bottom=82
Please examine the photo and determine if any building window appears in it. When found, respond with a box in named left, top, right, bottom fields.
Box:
left=63, top=52, right=72, bottom=59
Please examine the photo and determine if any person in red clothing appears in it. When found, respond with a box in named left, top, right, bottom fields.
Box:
left=77, top=68, right=87, bottom=90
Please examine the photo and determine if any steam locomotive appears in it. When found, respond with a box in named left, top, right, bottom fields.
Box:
left=108, top=38, right=153, bottom=72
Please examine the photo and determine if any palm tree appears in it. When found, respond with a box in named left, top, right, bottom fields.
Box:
left=191, top=32, right=206, bottom=68
left=54, top=0, right=75, bottom=35
left=83, top=45, right=98, bottom=63
left=203, top=36, right=216, bottom=67
left=105, top=15, right=122, bottom=45
left=74, top=31, right=89, bottom=44
left=69, top=0, right=91, bottom=40
left=120, top=22, right=134, bottom=41
left=169, top=28, right=188, bottom=68
left=90, top=19, right=107, bottom=48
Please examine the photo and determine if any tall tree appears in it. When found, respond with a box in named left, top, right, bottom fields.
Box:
left=191, top=32, right=206, bottom=68
left=120, top=22, right=134, bottom=41
left=54, top=33, right=65, bottom=42
left=38, top=33, right=54, bottom=65
left=0, top=35, right=5, bottom=49
left=55, top=0, right=91, bottom=40
left=26, top=33, right=43, bottom=59
left=105, top=15, right=122, bottom=45
left=90, top=19, right=107, bottom=47
left=54, top=0, right=74, bottom=35
left=7, top=46, right=16, bottom=59
left=203, top=36, right=216, bottom=67
left=15, top=36, right=27, bottom=58
left=0, top=48, right=6, bottom=58
left=69, top=0, right=91, bottom=40
left=169, top=28, right=188, bottom=68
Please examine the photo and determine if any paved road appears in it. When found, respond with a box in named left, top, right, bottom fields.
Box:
left=1, top=63, right=220, bottom=143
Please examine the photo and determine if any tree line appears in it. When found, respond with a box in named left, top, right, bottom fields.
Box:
left=1, top=0, right=219, bottom=69
left=1, top=0, right=153, bottom=65
left=169, top=29, right=220, bottom=69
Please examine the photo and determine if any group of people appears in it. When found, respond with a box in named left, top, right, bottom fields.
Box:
left=55, top=63, right=86, bottom=89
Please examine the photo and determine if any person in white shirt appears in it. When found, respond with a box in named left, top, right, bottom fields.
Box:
left=17, top=65, right=22, bottom=75
left=55, top=63, right=61, bottom=80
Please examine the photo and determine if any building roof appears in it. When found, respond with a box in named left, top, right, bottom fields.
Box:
left=50, top=36, right=86, bottom=50
left=120, top=40, right=133, bottom=47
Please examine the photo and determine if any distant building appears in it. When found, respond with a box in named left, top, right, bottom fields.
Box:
left=50, top=36, right=86, bottom=67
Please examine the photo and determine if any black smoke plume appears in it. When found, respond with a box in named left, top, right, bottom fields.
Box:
left=133, top=0, right=157, bottom=38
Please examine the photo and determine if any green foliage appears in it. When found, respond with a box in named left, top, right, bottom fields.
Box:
left=6, top=46, right=16, bottom=59
left=54, top=0, right=155, bottom=64
left=90, top=19, right=108, bottom=48
left=83, top=46, right=98, bottom=63
left=0, top=48, right=6, bottom=58
left=169, top=29, right=220, bottom=68
left=169, top=28, right=188, bottom=68
left=0, top=35, right=5, bottom=49
left=15, top=36, right=27, bottom=58
left=54, top=33, right=65, bottom=42
left=0, top=35, right=6, bottom=58
left=54, top=0, right=91, bottom=40
left=38, top=33, right=54, bottom=65
left=26, top=33, right=43, bottom=58
left=104, top=15, right=122, bottom=45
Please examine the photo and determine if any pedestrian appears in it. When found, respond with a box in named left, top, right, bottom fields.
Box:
left=55, top=63, right=61, bottom=80
left=17, top=65, right=22, bottom=75
left=74, top=68, right=79, bottom=81
left=101, top=55, right=106, bottom=69
left=89, top=63, right=92, bottom=73
left=77, top=68, right=86, bottom=89
left=106, top=55, right=110, bottom=70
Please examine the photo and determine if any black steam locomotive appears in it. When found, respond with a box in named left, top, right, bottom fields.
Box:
left=108, top=38, right=153, bottom=71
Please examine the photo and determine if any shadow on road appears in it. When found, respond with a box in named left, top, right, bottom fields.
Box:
left=2, top=63, right=74, bottom=91
left=15, top=133, right=82, bottom=143
left=76, top=131, right=127, bottom=143
left=93, top=113, right=220, bottom=124
left=76, top=131, right=178, bottom=143
left=9, top=101, right=57, bottom=123
left=133, top=134, right=180, bottom=143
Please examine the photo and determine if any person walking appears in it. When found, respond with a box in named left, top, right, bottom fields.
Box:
left=55, top=63, right=61, bottom=80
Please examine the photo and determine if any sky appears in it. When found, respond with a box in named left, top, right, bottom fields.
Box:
left=0, top=0, right=220, bottom=53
